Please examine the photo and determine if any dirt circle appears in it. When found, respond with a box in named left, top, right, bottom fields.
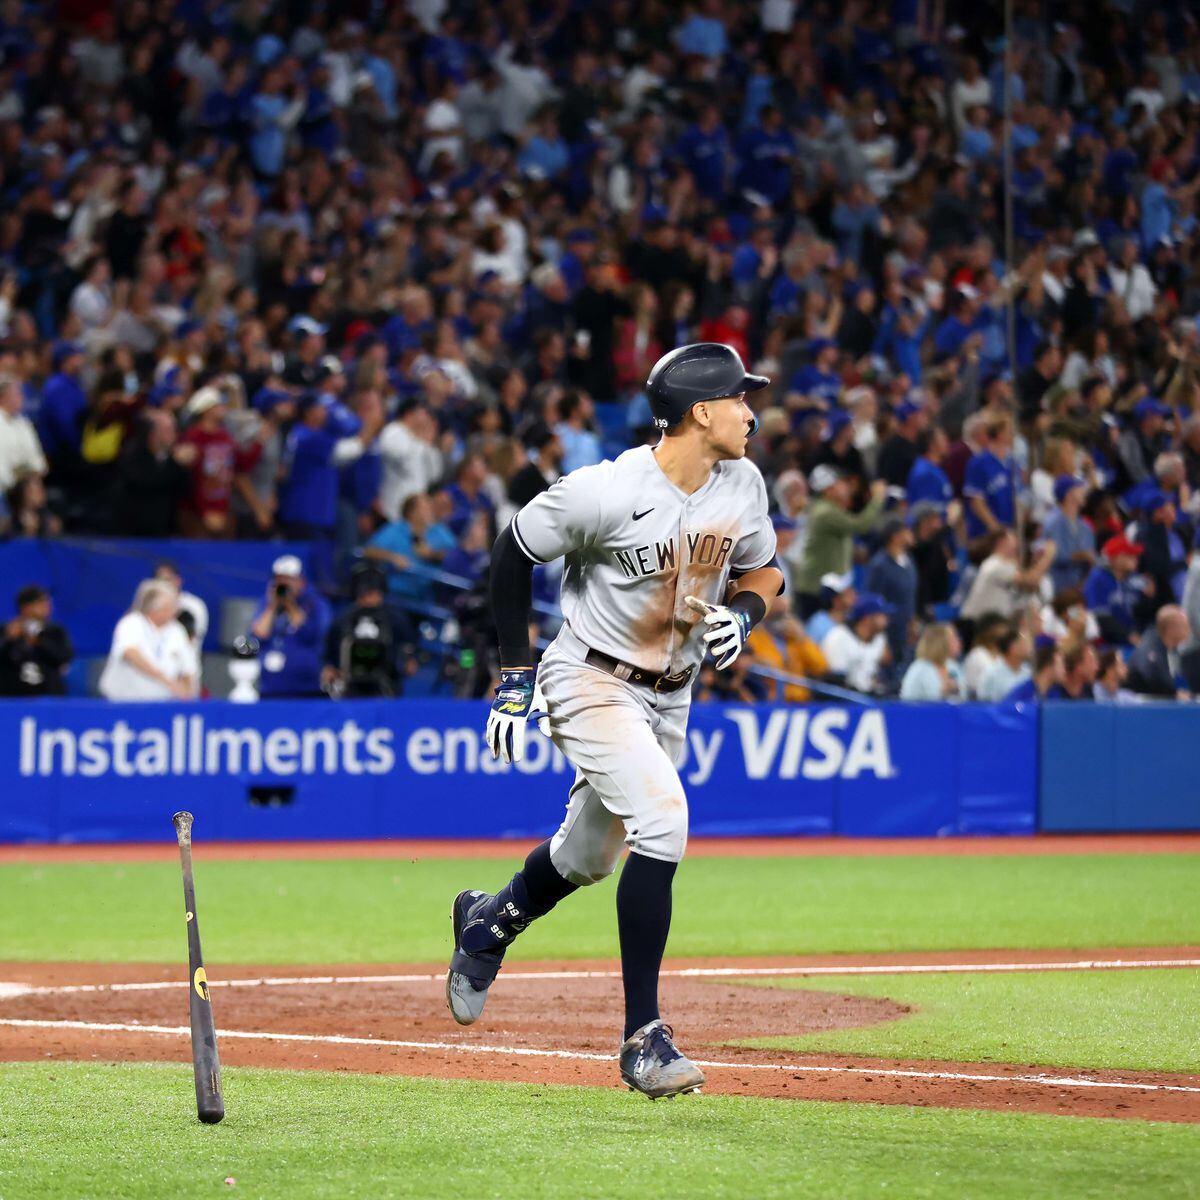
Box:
left=2, top=954, right=1198, bottom=1123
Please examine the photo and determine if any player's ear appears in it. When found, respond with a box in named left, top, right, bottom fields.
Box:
left=692, top=402, right=711, bottom=429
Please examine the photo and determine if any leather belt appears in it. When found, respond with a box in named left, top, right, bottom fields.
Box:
left=584, top=647, right=695, bottom=693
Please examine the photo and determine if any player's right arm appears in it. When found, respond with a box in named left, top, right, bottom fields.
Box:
left=485, top=465, right=607, bottom=763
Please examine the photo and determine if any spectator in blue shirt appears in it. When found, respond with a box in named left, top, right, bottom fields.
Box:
left=735, top=106, right=795, bottom=207
left=1044, top=640, right=1099, bottom=701
left=248, top=554, right=332, bottom=698
left=1043, top=475, right=1096, bottom=592
left=36, top=341, right=88, bottom=464
left=963, top=415, right=1017, bottom=539
left=555, top=389, right=603, bottom=474
left=674, top=4, right=727, bottom=59
left=517, top=114, right=569, bottom=181
left=365, top=492, right=458, bottom=607
left=789, top=339, right=841, bottom=407
left=443, top=452, right=496, bottom=538
left=905, top=427, right=953, bottom=508
left=933, top=286, right=984, bottom=360
left=865, top=517, right=918, bottom=674
left=831, top=183, right=882, bottom=267
left=1005, top=642, right=1063, bottom=703
left=248, top=66, right=301, bottom=179
left=1083, top=535, right=1146, bottom=646
left=674, top=104, right=730, bottom=203
left=279, top=393, right=383, bottom=538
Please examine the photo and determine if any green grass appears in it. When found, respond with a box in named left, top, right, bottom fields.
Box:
left=1, top=1063, right=1197, bottom=1200
left=2, top=853, right=1198, bottom=964
left=741, top=968, right=1200, bottom=1073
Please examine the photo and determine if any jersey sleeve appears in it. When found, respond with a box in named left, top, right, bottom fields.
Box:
left=730, top=465, right=778, bottom=574
left=509, top=463, right=608, bottom=564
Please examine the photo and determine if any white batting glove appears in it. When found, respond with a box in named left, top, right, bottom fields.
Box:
left=485, top=668, right=551, bottom=764
left=685, top=595, right=752, bottom=671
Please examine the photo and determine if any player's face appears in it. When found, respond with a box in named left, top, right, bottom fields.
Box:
left=703, top=393, right=755, bottom=459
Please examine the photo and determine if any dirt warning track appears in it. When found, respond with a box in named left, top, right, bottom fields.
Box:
left=2, top=949, right=1197, bottom=1124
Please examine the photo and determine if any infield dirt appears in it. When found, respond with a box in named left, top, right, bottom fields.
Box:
left=2, top=948, right=1198, bottom=1124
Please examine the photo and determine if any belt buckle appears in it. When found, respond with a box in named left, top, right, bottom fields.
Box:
left=655, top=666, right=693, bottom=693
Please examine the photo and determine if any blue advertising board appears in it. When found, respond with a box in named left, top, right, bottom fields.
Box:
left=0, top=699, right=1038, bottom=843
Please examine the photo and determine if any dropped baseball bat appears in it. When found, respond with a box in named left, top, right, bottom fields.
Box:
left=172, top=810, right=225, bottom=1124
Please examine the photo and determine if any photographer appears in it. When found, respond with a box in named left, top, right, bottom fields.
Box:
left=0, top=585, right=73, bottom=697
left=321, top=565, right=411, bottom=698
left=248, top=554, right=330, bottom=698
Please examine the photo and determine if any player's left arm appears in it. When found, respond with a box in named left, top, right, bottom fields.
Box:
left=686, top=563, right=783, bottom=671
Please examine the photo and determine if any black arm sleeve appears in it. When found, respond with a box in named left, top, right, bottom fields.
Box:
left=490, top=524, right=535, bottom=667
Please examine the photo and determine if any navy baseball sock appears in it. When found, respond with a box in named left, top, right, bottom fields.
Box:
left=616, top=852, right=677, bottom=1041
left=462, top=840, right=577, bottom=956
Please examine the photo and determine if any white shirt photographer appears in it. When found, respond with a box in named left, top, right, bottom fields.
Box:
left=98, top=581, right=199, bottom=701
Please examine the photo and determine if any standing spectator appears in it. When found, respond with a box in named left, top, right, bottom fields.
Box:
left=115, top=411, right=194, bottom=536
left=963, top=415, right=1018, bottom=539
left=233, top=388, right=296, bottom=536
left=278, top=393, right=383, bottom=541
left=899, top=623, right=964, bottom=701
left=1043, top=475, right=1096, bottom=592
left=1135, top=491, right=1188, bottom=608
left=1084, top=535, right=1149, bottom=646
left=507, top=423, right=563, bottom=508
left=905, top=427, right=953, bottom=509
left=910, top=503, right=954, bottom=615
left=443, top=453, right=496, bottom=538
left=744, top=594, right=829, bottom=702
left=248, top=555, right=331, bottom=699
left=1004, top=642, right=1063, bottom=703
left=177, top=387, right=258, bottom=539
left=365, top=492, right=458, bottom=609
left=0, top=375, right=46, bottom=492
left=554, top=390, right=602, bottom=474
left=1045, top=640, right=1099, bottom=700
left=794, top=466, right=887, bottom=616
left=865, top=516, right=918, bottom=673
left=821, top=594, right=892, bottom=695
left=977, top=629, right=1033, bottom=702
left=1117, top=398, right=1172, bottom=488
left=960, top=530, right=1056, bottom=623
left=0, top=585, right=72, bottom=697
left=1126, top=606, right=1200, bottom=699
left=878, top=401, right=928, bottom=490
left=36, top=341, right=88, bottom=469
left=98, top=579, right=197, bottom=701
left=378, top=401, right=444, bottom=524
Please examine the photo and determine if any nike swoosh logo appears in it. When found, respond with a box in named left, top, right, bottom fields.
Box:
left=632, top=508, right=654, bottom=521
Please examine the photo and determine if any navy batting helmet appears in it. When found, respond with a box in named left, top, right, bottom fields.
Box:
left=646, top=343, right=769, bottom=431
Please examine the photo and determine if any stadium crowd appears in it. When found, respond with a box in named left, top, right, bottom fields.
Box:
left=2, top=0, right=1200, bottom=703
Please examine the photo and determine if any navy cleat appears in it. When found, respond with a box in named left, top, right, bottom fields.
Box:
left=445, top=889, right=515, bottom=1026
left=619, top=1020, right=706, bottom=1099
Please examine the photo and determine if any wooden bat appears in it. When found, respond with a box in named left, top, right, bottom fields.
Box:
left=172, top=810, right=225, bottom=1124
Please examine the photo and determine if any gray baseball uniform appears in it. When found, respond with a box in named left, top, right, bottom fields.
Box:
left=511, top=445, right=776, bottom=881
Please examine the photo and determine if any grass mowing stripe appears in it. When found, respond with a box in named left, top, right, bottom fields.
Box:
left=2, top=853, right=1198, bottom=963
left=740, top=968, right=1200, bottom=1074
left=1, top=1063, right=1198, bottom=1200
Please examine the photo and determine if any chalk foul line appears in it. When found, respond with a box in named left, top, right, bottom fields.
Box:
left=2, top=957, right=1198, bottom=998
left=0, top=1017, right=1197, bottom=1096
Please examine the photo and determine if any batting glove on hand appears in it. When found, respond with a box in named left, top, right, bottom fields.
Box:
left=485, top=668, right=550, bottom=764
left=685, top=595, right=751, bottom=671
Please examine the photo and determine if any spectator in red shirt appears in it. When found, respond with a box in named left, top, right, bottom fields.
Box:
left=177, top=386, right=261, bottom=538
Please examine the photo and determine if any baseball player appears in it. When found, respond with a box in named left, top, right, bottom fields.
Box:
left=446, top=343, right=784, bottom=1099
